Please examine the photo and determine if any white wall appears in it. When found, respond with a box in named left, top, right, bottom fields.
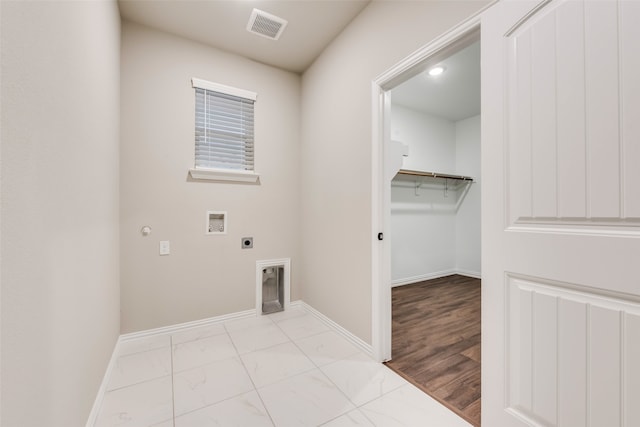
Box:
left=455, top=115, right=481, bottom=276
left=1, top=1, right=121, bottom=425
left=390, top=105, right=458, bottom=283
left=300, top=1, right=489, bottom=344
left=392, top=105, right=456, bottom=173
left=391, top=181, right=459, bottom=283
left=120, top=22, right=301, bottom=333
left=389, top=107, right=481, bottom=284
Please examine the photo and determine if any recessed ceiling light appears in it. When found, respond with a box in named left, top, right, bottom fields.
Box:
left=428, top=66, right=446, bottom=76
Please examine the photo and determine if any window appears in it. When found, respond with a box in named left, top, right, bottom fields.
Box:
left=189, top=78, right=259, bottom=183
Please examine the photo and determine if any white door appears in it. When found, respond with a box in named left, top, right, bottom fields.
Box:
left=482, top=0, right=640, bottom=426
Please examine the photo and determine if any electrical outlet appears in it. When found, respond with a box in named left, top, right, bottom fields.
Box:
left=159, top=240, right=170, bottom=255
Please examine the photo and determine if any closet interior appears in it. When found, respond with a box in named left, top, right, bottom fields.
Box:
left=384, top=40, right=482, bottom=426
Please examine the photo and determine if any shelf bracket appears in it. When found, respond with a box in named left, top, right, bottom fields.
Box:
left=415, top=178, right=423, bottom=196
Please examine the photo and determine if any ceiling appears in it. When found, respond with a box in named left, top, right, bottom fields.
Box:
left=391, top=41, right=480, bottom=122
left=118, top=0, right=371, bottom=74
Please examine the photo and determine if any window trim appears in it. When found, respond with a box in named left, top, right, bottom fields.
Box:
left=189, top=167, right=260, bottom=183
left=189, top=78, right=260, bottom=183
left=191, top=78, right=257, bottom=102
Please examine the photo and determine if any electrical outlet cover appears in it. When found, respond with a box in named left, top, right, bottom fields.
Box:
left=159, top=240, right=170, bottom=255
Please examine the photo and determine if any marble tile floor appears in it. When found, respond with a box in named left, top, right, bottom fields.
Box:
left=93, top=307, right=471, bottom=427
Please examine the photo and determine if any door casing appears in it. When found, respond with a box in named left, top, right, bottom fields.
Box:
left=370, top=11, right=485, bottom=362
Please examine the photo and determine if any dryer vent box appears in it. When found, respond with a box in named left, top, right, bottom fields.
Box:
left=261, top=265, right=285, bottom=314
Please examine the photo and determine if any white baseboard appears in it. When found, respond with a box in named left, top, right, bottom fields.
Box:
left=288, top=300, right=303, bottom=310
left=297, top=301, right=373, bottom=357
left=119, top=309, right=256, bottom=342
left=116, top=302, right=370, bottom=356
left=455, top=269, right=481, bottom=279
left=391, top=269, right=456, bottom=287
left=392, top=269, right=481, bottom=287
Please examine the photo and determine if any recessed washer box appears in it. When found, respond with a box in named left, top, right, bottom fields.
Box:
left=206, top=211, right=227, bottom=235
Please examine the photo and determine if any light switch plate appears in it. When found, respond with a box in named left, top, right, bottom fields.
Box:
left=159, top=240, right=170, bottom=255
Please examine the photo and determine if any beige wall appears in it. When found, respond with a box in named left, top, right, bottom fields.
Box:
left=120, top=22, right=301, bottom=332
left=0, top=1, right=121, bottom=425
left=300, top=1, right=489, bottom=343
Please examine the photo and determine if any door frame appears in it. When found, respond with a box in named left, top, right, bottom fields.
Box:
left=370, top=13, right=485, bottom=362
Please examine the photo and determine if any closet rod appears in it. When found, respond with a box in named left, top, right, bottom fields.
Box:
left=397, top=169, right=473, bottom=181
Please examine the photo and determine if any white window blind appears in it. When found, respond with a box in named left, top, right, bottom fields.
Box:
left=193, top=79, right=256, bottom=172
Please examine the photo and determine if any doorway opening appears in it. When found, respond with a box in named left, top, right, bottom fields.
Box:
left=386, top=38, right=481, bottom=426
left=371, top=17, right=481, bottom=427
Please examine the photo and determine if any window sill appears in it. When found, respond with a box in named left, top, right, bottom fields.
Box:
left=189, top=168, right=260, bottom=183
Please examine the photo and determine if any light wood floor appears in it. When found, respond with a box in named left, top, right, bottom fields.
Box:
left=385, top=275, right=481, bottom=426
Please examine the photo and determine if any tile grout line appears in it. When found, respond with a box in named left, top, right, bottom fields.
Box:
left=225, top=318, right=278, bottom=427
left=104, top=344, right=176, bottom=393
left=105, top=373, right=173, bottom=393
left=169, top=322, right=279, bottom=420
left=239, top=311, right=360, bottom=424
left=283, top=323, right=389, bottom=425
left=169, top=390, right=267, bottom=420
left=269, top=313, right=352, bottom=394
left=116, top=333, right=174, bottom=358
left=275, top=311, right=383, bottom=394
left=271, top=310, right=337, bottom=346
left=171, top=334, right=240, bottom=375
left=170, top=335, right=176, bottom=427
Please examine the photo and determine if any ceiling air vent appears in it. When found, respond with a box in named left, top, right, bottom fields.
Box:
left=246, top=8, right=288, bottom=40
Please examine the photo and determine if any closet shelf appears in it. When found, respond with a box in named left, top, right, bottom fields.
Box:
left=397, top=169, right=474, bottom=182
